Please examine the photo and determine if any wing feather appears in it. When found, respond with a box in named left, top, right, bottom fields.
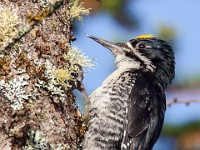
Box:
left=121, top=74, right=165, bottom=150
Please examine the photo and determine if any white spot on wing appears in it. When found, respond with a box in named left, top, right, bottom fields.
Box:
left=121, top=143, right=127, bottom=149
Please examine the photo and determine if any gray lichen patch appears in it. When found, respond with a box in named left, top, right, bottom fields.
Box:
left=23, top=130, right=71, bottom=150
left=0, top=76, right=30, bottom=110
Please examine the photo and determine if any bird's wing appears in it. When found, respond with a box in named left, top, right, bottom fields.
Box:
left=121, top=74, right=165, bottom=150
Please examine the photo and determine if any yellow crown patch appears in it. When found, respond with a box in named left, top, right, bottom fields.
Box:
left=135, top=34, right=154, bottom=39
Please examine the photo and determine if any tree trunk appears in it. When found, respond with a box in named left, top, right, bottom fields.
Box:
left=0, top=0, right=82, bottom=149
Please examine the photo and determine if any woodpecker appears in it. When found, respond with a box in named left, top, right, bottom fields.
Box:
left=83, top=34, right=175, bottom=150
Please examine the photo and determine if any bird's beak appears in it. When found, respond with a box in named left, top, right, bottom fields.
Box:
left=86, top=34, right=124, bottom=56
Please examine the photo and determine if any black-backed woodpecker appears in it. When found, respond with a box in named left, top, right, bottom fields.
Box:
left=83, top=34, right=175, bottom=150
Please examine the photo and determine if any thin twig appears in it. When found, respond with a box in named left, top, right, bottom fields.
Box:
left=79, top=83, right=90, bottom=103
left=167, top=98, right=200, bottom=106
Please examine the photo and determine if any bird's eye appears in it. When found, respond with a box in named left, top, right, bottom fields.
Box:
left=138, top=43, right=146, bottom=49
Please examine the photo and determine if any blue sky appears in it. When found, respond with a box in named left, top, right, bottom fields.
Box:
left=73, top=0, right=200, bottom=125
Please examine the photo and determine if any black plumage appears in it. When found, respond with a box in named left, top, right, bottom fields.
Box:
left=121, top=71, right=166, bottom=150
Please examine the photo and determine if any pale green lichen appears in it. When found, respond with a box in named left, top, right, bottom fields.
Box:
left=43, top=60, right=67, bottom=98
left=70, top=0, right=90, bottom=21
left=44, top=47, right=94, bottom=90
left=64, top=46, right=94, bottom=69
left=0, top=5, right=20, bottom=47
left=0, top=76, right=30, bottom=110
left=51, top=69, right=71, bottom=88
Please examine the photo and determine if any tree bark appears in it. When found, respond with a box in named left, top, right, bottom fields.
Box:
left=0, top=0, right=82, bottom=149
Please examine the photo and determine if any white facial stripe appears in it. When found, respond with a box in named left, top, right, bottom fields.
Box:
left=126, top=42, right=156, bottom=72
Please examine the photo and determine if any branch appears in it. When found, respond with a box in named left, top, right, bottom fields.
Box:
left=0, top=0, right=64, bottom=54
left=167, top=98, right=200, bottom=106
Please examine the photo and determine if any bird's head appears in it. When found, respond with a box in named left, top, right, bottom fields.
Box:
left=87, top=34, right=175, bottom=88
